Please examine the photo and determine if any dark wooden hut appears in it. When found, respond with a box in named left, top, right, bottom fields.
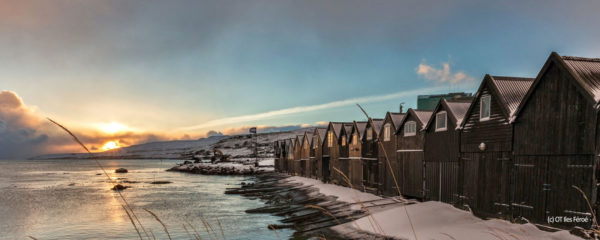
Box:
left=300, top=132, right=313, bottom=177
left=349, top=121, right=367, bottom=188
left=311, top=128, right=327, bottom=179
left=396, top=109, right=432, bottom=199
left=337, top=123, right=355, bottom=186
left=321, top=122, right=343, bottom=182
left=327, top=122, right=350, bottom=185
left=293, top=135, right=304, bottom=176
left=362, top=119, right=384, bottom=194
left=274, top=140, right=282, bottom=172
left=423, top=98, right=472, bottom=204
left=511, top=53, right=600, bottom=227
left=284, top=138, right=294, bottom=174
left=378, top=112, right=406, bottom=197
left=459, top=75, right=534, bottom=218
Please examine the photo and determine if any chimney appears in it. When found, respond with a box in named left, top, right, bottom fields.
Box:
left=399, top=103, right=404, bottom=113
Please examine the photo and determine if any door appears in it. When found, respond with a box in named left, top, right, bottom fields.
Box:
left=322, top=157, right=330, bottom=182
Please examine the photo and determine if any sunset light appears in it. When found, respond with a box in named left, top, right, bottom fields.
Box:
left=101, top=141, right=121, bottom=151
left=98, top=122, right=129, bottom=134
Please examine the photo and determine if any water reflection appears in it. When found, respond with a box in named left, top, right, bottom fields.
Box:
left=0, top=159, right=292, bottom=240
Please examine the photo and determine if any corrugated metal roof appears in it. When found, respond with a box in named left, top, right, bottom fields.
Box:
left=445, top=99, right=472, bottom=126
left=354, top=121, right=367, bottom=139
left=490, top=76, right=534, bottom=116
left=371, top=119, right=384, bottom=133
left=561, top=56, right=600, bottom=102
left=330, top=122, right=344, bottom=137
left=413, top=110, right=433, bottom=126
left=316, top=128, right=327, bottom=143
left=343, top=123, right=353, bottom=136
left=389, top=113, right=406, bottom=128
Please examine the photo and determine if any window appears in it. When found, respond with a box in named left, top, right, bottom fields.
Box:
left=341, top=136, right=346, bottom=146
left=352, top=133, right=358, bottom=145
left=313, top=136, right=318, bottom=149
left=480, top=95, right=491, bottom=121
left=327, top=132, right=333, bottom=147
left=366, top=127, right=373, bottom=140
left=436, top=111, right=447, bottom=131
left=383, top=123, right=391, bottom=141
left=404, top=121, right=417, bottom=136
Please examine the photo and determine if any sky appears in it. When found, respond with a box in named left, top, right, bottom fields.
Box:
left=1, top=0, right=600, bottom=158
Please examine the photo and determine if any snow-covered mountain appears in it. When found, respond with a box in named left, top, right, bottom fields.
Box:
left=32, top=128, right=314, bottom=160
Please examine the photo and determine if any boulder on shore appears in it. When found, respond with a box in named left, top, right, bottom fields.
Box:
left=111, top=184, right=129, bottom=191
left=115, top=168, right=128, bottom=173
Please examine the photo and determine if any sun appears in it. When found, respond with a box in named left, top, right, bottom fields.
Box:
left=101, top=141, right=121, bottom=151
left=98, top=122, right=129, bottom=134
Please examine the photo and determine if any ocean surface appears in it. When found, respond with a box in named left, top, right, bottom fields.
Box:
left=0, top=159, right=292, bottom=240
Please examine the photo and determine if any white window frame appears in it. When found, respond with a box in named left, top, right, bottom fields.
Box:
left=352, top=133, right=358, bottom=145
left=480, top=95, right=491, bottom=121
left=366, top=127, right=373, bottom=140
left=383, top=123, right=391, bottom=141
left=435, top=111, right=448, bottom=132
left=341, top=136, right=346, bottom=146
left=404, top=121, right=417, bottom=137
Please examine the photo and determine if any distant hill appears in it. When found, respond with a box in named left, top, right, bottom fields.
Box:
left=32, top=128, right=314, bottom=160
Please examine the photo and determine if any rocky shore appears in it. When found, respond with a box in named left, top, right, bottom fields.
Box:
left=226, top=173, right=405, bottom=239
left=167, top=161, right=272, bottom=175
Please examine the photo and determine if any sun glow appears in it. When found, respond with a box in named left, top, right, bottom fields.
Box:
left=98, top=122, right=129, bottom=134
left=101, top=141, right=121, bottom=151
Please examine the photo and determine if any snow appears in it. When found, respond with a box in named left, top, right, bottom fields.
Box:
left=333, top=201, right=582, bottom=240
left=284, top=176, right=581, bottom=240
left=286, top=176, right=382, bottom=204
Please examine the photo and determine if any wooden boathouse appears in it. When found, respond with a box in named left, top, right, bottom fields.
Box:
left=423, top=98, right=471, bottom=204
left=396, top=108, right=432, bottom=199
left=378, top=112, right=406, bottom=197
left=459, top=75, right=534, bottom=218
left=362, top=119, right=384, bottom=194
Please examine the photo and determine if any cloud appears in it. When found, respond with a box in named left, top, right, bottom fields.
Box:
left=206, top=130, right=224, bottom=137
left=0, top=90, right=196, bottom=159
left=416, top=61, right=474, bottom=84
left=181, top=86, right=446, bottom=131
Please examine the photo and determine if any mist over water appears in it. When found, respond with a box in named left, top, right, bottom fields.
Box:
left=0, top=159, right=291, bottom=240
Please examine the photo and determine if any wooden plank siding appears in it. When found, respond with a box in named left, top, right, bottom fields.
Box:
left=337, top=123, right=354, bottom=187
left=362, top=119, right=384, bottom=194
left=459, top=75, right=533, bottom=219
left=511, top=53, right=600, bottom=228
left=349, top=121, right=367, bottom=188
left=378, top=112, right=405, bottom=197
left=310, top=128, right=326, bottom=179
left=396, top=109, right=431, bottom=199
left=423, top=99, right=471, bottom=204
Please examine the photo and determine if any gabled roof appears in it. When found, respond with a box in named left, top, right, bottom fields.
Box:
left=459, top=74, right=534, bottom=128
left=286, top=138, right=294, bottom=151
left=424, top=98, right=472, bottom=130
left=490, top=75, right=534, bottom=116
left=363, top=119, right=384, bottom=139
left=303, top=132, right=313, bottom=146
left=343, top=123, right=353, bottom=136
left=328, top=122, right=345, bottom=137
left=513, top=52, right=600, bottom=121
left=314, top=127, right=327, bottom=143
left=295, top=135, right=304, bottom=147
left=396, top=108, right=433, bottom=133
left=389, top=112, right=406, bottom=129
left=353, top=121, right=368, bottom=139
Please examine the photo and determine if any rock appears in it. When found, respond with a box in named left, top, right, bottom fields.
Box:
left=111, top=184, right=129, bottom=191
left=68, top=183, right=76, bottom=186
left=96, top=173, right=102, bottom=175
left=150, top=181, right=172, bottom=184
left=115, top=168, right=128, bottom=173
left=183, top=160, right=192, bottom=165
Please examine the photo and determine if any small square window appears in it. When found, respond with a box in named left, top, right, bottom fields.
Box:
left=341, top=136, right=346, bottom=146
left=352, top=134, right=358, bottom=145
left=435, top=111, right=447, bottom=131
left=366, top=127, right=373, bottom=140
left=404, top=121, right=416, bottom=136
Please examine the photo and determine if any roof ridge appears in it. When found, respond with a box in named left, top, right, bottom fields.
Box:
left=491, top=75, right=535, bottom=81
left=562, top=56, right=600, bottom=62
